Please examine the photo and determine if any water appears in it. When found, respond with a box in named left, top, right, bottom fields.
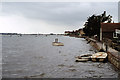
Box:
left=2, top=35, right=118, bottom=78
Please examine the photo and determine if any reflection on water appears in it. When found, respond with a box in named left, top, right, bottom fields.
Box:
left=2, top=35, right=118, bottom=78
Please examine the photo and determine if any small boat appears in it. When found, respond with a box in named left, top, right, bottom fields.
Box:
left=91, top=52, right=107, bottom=62
left=52, top=42, right=64, bottom=46
left=80, top=54, right=92, bottom=57
left=76, top=58, right=89, bottom=62
left=52, top=38, right=64, bottom=46
left=75, top=54, right=92, bottom=62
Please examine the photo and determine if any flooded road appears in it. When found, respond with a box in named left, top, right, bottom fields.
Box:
left=2, top=35, right=118, bottom=78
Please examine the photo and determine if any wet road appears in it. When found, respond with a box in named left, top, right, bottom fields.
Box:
left=2, top=35, right=118, bottom=78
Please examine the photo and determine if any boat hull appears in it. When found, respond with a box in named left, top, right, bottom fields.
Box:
left=75, top=56, right=91, bottom=62
left=91, top=58, right=107, bottom=62
left=91, top=52, right=107, bottom=62
left=52, top=42, right=64, bottom=46
left=76, top=58, right=89, bottom=62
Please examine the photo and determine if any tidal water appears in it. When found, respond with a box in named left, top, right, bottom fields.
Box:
left=2, top=35, right=118, bottom=78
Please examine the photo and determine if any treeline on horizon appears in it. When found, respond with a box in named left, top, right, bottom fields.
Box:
left=0, top=33, right=64, bottom=35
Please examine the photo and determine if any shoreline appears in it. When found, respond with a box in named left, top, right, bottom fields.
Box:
left=85, top=37, right=120, bottom=70
left=66, top=35, right=120, bottom=71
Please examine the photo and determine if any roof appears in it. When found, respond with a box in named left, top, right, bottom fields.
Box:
left=101, top=23, right=120, bottom=32
left=79, top=29, right=85, bottom=34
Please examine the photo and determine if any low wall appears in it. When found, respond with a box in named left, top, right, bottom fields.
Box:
left=86, top=37, right=120, bottom=70
left=107, top=52, right=120, bottom=70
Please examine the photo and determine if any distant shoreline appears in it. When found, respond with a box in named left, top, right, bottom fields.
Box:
left=0, top=33, right=64, bottom=35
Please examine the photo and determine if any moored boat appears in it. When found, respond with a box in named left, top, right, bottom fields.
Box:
left=91, top=52, right=107, bottom=62
left=52, top=42, right=64, bottom=46
left=75, top=54, right=91, bottom=62
left=52, top=38, right=64, bottom=46
left=75, top=52, right=108, bottom=62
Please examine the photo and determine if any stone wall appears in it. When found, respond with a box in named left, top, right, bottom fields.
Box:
left=107, top=52, right=120, bottom=70
left=86, top=37, right=120, bottom=70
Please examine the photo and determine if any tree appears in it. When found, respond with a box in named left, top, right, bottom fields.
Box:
left=83, top=11, right=112, bottom=39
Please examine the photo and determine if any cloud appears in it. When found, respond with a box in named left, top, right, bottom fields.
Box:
left=1, top=2, right=118, bottom=33
left=0, top=15, right=70, bottom=34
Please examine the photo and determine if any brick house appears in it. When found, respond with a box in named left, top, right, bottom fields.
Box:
left=100, top=23, right=120, bottom=40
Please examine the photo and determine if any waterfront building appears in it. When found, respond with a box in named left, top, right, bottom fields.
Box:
left=100, top=23, right=120, bottom=40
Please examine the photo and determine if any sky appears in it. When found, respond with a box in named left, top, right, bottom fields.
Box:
left=118, top=1, right=120, bottom=23
left=0, top=2, right=118, bottom=34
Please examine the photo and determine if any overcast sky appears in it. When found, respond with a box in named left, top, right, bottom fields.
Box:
left=0, top=2, right=118, bottom=34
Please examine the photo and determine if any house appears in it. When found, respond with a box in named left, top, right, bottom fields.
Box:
left=77, top=29, right=85, bottom=36
left=100, top=23, right=120, bottom=40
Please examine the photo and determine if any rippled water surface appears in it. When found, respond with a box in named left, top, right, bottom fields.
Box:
left=2, top=35, right=118, bottom=78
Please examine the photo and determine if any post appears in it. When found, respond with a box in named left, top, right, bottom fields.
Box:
left=106, top=44, right=108, bottom=52
left=98, top=20, right=101, bottom=42
left=100, top=27, right=102, bottom=41
left=105, top=39, right=108, bottom=52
